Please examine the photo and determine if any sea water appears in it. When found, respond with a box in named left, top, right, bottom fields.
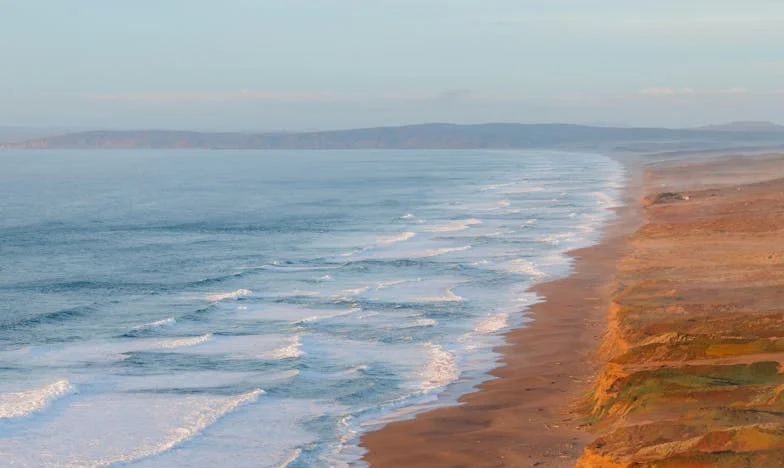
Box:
left=0, top=149, right=623, bottom=467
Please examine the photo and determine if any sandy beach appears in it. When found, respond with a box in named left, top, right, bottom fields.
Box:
left=363, top=152, right=784, bottom=467
left=361, top=155, right=644, bottom=467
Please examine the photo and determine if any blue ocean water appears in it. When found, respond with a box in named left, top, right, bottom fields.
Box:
left=0, top=149, right=622, bottom=467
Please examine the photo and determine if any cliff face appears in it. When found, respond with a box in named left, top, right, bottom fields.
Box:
left=579, top=160, right=784, bottom=466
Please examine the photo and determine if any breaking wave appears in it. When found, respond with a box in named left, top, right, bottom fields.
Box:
left=0, top=380, right=76, bottom=419
left=205, top=289, right=251, bottom=302
left=424, top=219, right=482, bottom=233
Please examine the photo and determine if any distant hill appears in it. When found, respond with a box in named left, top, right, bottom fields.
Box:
left=696, top=121, right=784, bottom=133
left=0, top=126, right=75, bottom=144
left=4, top=123, right=784, bottom=150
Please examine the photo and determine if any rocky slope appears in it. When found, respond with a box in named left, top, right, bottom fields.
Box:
left=579, top=157, right=784, bottom=466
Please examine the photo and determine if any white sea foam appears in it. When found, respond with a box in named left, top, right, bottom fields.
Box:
left=128, top=397, right=330, bottom=468
left=101, top=389, right=265, bottom=466
left=399, top=213, right=415, bottom=219
left=155, top=333, right=212, bottom=350
left=593, top=191, right=616, bottom=207
left=206, top=288, right=251, bottom=302
left=131, top=317, right=176, bottom=332
left=0, top=380, right=75, bottom=419
left=499, top=259, right=548, bottom=277
left=340, top=364, right=369, bottom=376
left=296, top=307, right=360, bottom=323
left=419, top=288, right=464, bottom=303
left=278, top=448, right=303, bottom=468
left=337, top=286, right=370, bottom=298
left=537, top=232, right=577, bottom=244
left=417, top=343, right=459, bottom=392
left=474, top=312, right=511, bottom=334
left=417, top=246, right=471, bottom=258
left=376, top=231, right=416, bottom=245
left=504, top=185, right=545, bottom=194
left=424, top=219, right=482, bottom=232
left=347, top=244, right=471, bottom=261
left=404, top=318, right=437, bottom=328
left=375, top=279, right=410, bottom=289
left=267, top=336, right=304, bottom=360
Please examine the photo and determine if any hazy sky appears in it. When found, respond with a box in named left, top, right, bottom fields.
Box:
left=2, top=0, right=784, bottom=130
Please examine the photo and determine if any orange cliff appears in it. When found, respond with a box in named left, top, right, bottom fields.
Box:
left=578, top=155, right=784, bottom=467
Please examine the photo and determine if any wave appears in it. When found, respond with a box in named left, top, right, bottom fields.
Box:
left=537, top=232, right=577, bottom=244
left=2, top=305, right=95, bottom=330
left=417, top=343, right=459, bottom=392
left=335, top=286, right=369, bottom=300
left=376, top=231, right=416, bottom=245
left=205, top=289, right=251, bottom=302
left=416, top=246, right=471, bottom=258
left=131, top=317, right=176, bottom=332
left=258, top=262, right=339, bottom=272
left=419, top=288, right=464, bottom=303
left=474, top=312, right=511, bottom=334
left=108, top=389, right=265, bottom=466
left=278, top=448, right=303, bottom=468
left=593, top=191, right=616, bottom=207
left=340, top=364, right=368, bottom=376
left=155, top=333, right=212, bottom=350
left=375, top=279, right=410, bottom=289
left=258, top=290, right=321, bottom=299
left=424, top=219, right=482, bottom=232
left=267, top=336, right=304, bottom=360
left=499, top=259, right=548, bottom=277
left=296, top=307, right=360, bottom=323
left=404, top=318, right=437, bottom=328
left=452, top=200, right=510, bottom=212
left=0, top=379, right=75, bottom=419
left=504, top=185, right=545, bottom=194
left=399, top=213, right=415, bottom=219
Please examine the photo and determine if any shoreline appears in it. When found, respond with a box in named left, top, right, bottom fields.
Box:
left=360, top=154, right=644, bottom=467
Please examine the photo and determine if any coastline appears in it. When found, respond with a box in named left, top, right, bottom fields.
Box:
left=578, top=153, right=784, bottom=466
left=360, top=153, right=644, bottom=467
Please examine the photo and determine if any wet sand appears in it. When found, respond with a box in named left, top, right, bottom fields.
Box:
left=361, top=155, right=645, bottom=467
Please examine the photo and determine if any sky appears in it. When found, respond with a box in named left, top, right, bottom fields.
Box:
left=2, top=0, right=784, bottom=131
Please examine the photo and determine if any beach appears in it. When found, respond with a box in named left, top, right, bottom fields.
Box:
left=360, top=154, right=643, bottom=467
left=362, top=152, right=784, bottom=467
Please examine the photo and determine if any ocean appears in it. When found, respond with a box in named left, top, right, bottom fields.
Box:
left=0, top=149, right=622, bottom=467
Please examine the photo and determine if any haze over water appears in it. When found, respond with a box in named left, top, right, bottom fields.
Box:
left=0, top=149, right=621, bottom=466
